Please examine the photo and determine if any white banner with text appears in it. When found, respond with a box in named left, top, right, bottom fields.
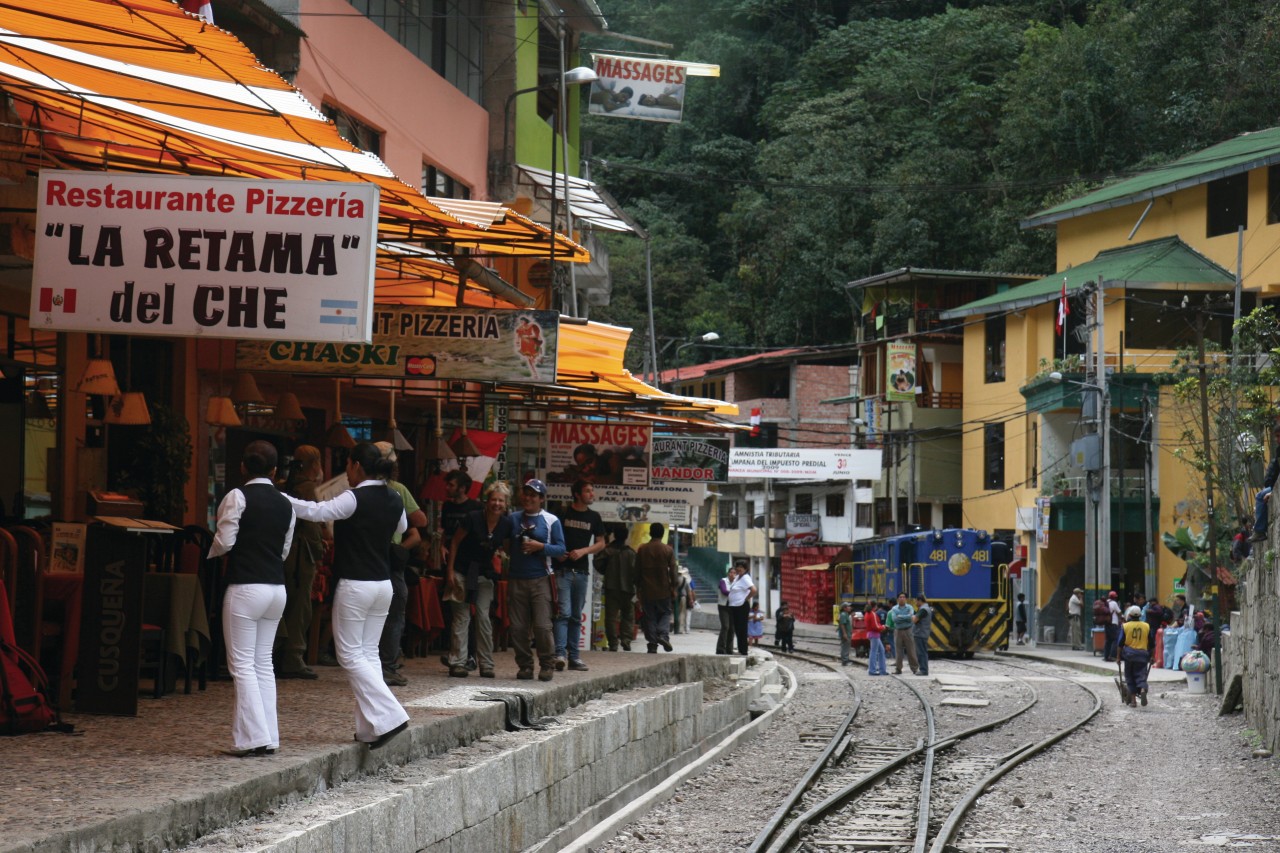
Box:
left=728, top=447, right=882, bottom=480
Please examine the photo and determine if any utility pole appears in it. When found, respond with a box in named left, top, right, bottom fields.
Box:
left=1194, top=306, right=1215, bottom=613
left=1142, top=388, right=1156, bottom=598
left=1083, top=279, right=1098, bottom=620
left=907, top=421, right=917, bottom=527
left=1096, top=276, right=1111, bottom=601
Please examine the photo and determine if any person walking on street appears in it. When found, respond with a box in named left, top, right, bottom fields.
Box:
left=1119, top=605, right=1151, bottom=706
left=374, top=442, right=426, bottom=687
left=285, top=442, right=410, bottom=750
left=1015, top=593, right=1028, bottom=645
left=635, top=522, right=679, bottom=653
left=889, top=593, right=918, bottom=675
left=505, top=479, right=565, bottom=682
left=445, top=482, right=512, bottom=679
left=838, top=602, right=853, bottom=665
left=276, top=445, right=323, bottom=680
left=597, top=524, right=636, bottom=651
left=715, top=562, right=740, bottom=654
left=553, top=479, right=606, bottom=672
left=210, top=441, right=296, bottom=757
left=1104, top=590, right=1123, bottom=662
left=775, top=603, right=796, bottom=652
left=1067, top=587, right=1084, bottom=651
left=726, top=560, right=756, bottom=655
left=865, top=604, right=887, bottom=675
left=912, top=595, right=932, bottom=676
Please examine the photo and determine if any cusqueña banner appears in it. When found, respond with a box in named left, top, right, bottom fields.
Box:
left=32, top=171, right=379, bottom=342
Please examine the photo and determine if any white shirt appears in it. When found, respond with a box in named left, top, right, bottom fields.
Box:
left=1108, top=599, right=1123, bottom=626
left=209, top=477, right=296, bottom=559
left=1068, top=593, right=1083, bottom=616
left=287, top=479, right=408, bottom=536
left=728, top=573, right=755, bottom=607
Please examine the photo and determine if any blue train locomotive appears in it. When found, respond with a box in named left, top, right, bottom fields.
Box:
left=833, top=528, right=1011, bottom=656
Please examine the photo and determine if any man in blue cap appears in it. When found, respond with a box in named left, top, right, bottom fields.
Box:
left=506, top=479, right=565, bottom=682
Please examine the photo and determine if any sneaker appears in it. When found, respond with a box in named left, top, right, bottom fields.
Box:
left=620, top=642, right=631, bottom=651
left=538, top=669, right=554, bottom=682
left=480, top=669, right=495, bottom=678
left=607, top=645, right=618, bottom=652
left=568, top=660, right=589, bottom=672
left=554, top=656, right=567, bottom=671
left=516, top=669, right=534, bottom=680
left=647, top=645, right=658, bottom=654
left=660, top=639, right=673, bottom=652
left=448, top=666, right=469, bottom=678
left=382, top=669, right=408, bottom=687
left=1139, top=688, right=1148, bottom=707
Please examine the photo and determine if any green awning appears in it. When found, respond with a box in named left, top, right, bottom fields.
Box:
left=1023, top=126, right=1280, bottom=228
left=939, top=237, right=1235, bottom=319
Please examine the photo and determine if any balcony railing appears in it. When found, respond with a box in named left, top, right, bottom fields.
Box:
left=916, top=390, right=962, bottom=409
left=1050, top=474, right=1149, bottom=498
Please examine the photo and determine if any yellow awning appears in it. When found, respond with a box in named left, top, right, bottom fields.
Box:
left=0, top=1, right=588, bottom=277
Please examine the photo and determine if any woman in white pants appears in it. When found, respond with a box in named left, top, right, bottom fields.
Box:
left=287, top=442, right=410, bottom=750
left=209, top=440, right=296, bottom=757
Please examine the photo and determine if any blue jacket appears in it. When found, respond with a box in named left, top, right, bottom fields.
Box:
left=506, top=509, right=567, bottom=580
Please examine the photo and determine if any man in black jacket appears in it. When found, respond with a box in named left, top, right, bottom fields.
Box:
left=1250, top=447, right=1280, bottom=543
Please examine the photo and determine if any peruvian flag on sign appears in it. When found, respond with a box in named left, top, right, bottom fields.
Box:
left=37, top=287, right=77, bottom=314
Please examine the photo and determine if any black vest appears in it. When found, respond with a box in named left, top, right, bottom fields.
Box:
left=333, top=483, right=404, bottom=582
left=225, top=482, right=293, bottom=586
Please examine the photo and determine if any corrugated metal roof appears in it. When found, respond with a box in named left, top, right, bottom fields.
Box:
left=939, top=237, right=1235, bottom=319
left=846, top=268, right=1038, bottom=289
left=516, top=165, right=647, bottom=237
left=1023, top=126, right=1280, bottom=228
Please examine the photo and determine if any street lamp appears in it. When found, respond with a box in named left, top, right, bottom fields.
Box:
left=672, top=332, right=720, bottom=391
left=500, top=66, right=598, bottom=313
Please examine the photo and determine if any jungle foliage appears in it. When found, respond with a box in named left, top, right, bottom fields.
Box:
left=581, top=0, right=1280, bottom=368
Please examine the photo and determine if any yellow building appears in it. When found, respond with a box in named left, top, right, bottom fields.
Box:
left=940, top=126, right=1280, bottom=635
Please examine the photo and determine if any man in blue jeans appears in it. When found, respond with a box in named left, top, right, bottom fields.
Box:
left=553, top=480, right=606, bottom=671
left=912, top=595, right=932, bottom=676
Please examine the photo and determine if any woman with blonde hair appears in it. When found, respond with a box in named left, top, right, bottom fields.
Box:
left=445, top=481, right=513, bottom=678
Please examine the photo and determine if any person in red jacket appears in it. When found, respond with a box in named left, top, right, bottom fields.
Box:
left=865, top=605, right=887, bottom=675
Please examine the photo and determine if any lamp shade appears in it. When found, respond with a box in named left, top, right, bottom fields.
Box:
left=205, top=395, right=242, bottom=427
left=326, top=421, right=356, bottom=449
left=388, top=426, right=413, bottom=452
left=423, top=434, right=456, bottom=461
left=104, top=391, right=151, bottom=425
left=450, top=433, right=482, bottom=459
left=275, top=392, right=305, bottom=422
left=231, top=372, right=265, bottom=404
left=75, top=358, right=120, bottom=396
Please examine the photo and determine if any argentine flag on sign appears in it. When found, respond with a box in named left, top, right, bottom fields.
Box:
left=319, top=299, right=358, bottom=326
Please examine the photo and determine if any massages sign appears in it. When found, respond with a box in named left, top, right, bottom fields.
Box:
left=31, top=171, right=378, bottom=342
left=589, top=54, right=690, bottom=123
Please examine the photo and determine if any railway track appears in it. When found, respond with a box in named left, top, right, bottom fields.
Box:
left=754, top=647, right=1101, bottom=853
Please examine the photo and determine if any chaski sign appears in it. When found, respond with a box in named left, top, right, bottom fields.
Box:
left=31, top=171, right=379, bottom=342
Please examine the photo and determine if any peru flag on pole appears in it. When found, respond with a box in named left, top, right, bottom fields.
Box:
left=1056, top=277, right=1070, bottom=333
left=38, top=287, right=76, bottom=314
left=181, top=0, right=214, bottom=23
left=750, top=407, right=762, bottom=437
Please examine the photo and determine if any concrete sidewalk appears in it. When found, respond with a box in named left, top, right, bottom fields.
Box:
left=998, top=642, right=1196, bottom=684
left=0, top=630, right=747, bottom=853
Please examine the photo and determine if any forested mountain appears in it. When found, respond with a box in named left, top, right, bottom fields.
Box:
left=580, top=0, right=1280, bottom=369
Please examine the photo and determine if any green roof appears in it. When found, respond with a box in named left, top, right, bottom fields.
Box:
left=1023, top=125, right=1280, bottom=228
left=939, top=237, right=1234, bottom=319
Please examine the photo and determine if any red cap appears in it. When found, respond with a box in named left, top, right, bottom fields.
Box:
left=1108, top=591, right=1118, bottom=599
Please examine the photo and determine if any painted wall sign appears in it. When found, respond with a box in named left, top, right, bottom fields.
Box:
left=728, top=448, right=883, bottom=480
left=236, top=306, right=560, bottom=382
left=32, top=171, right=379, bottom=342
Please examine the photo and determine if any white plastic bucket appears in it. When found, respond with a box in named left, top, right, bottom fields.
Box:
left=1186, top=671, right=1208, bottom=694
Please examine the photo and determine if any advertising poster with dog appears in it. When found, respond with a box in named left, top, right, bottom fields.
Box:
left=589, top=54, right=688, bottom=123
left=886, top=341, right=917, bottom=402
left=545, top=420, right=652, bottom=487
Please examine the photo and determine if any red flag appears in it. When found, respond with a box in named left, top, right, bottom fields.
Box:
left=750, top=407, right=761, bottom=437
left=180, top=0, right=214, bottom=23
left=38, top=287, right=77, bottom=314
left=1056, top=278, right=1070, bottom=333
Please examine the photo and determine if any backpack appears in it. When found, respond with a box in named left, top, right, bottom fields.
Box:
left=0, top=582, right=60, bottom=735
left=1092, top=598, right=1110, bottom=626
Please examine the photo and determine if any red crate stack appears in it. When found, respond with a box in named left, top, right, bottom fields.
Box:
left=780, top=546, right=844, bottom=625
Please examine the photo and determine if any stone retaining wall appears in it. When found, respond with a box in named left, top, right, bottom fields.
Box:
left=1222, top=540, right=1280, bottom=751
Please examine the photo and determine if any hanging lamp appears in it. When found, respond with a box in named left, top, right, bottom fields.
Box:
left=275, top=391, right=305, bottom=423
left=75, top=335, right=120, bottom=396
left=325, top=379, right=356, bottom=449
left=231, top=371, right=265, bottom=404
left=387, top=387, right=413, bottom=452
left=104, top=337, right=150, bottom=425
left=423, top=397, right=455, bottom=462
left=206, top=341, right=240, bottom=427
left=449, top=403, right=482, bottom=459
